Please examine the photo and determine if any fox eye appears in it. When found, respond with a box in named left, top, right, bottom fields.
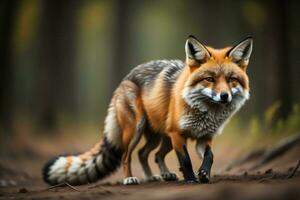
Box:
left=228, top=77, right=238, bottom=82
left=204, top=77, right=214, bottom=82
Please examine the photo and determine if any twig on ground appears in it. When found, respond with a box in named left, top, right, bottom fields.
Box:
left=258, top=173, right=277, bottom=183
left=45, top=182, right=66, bottom=190
left=287, top=160, right=300, bottom=179
left=65, top=182, right=80, bottom=192
left=45, top=182, right=80, bottom=192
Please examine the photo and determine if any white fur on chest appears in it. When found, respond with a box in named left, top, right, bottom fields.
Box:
left=179, top=106, right=235, bottom=139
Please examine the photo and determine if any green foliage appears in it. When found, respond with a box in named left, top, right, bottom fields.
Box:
left=223, top=103, right=300, bottom=149
left=264, top=101, right=281, bottom=130
left=249, top=116, right=261, bottom=139
left=261, top=102, right=300, bottom=136
left=241, top=1, right=267, bottom=30
left=276, top=104, right=300, bottom=134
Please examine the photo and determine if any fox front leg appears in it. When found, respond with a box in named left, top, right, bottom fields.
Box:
left=170, top=132, right=197, bottom=183
left=196, top=138, right=214, bottom=183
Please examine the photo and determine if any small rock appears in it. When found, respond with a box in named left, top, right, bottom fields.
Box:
left=265, top=168, right=273, bottom=174
left=19, top=188, right=28, bottom=193
left=103, top=181, right=112, bottom=186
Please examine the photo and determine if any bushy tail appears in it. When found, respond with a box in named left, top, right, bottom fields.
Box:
left=43, top=137, right=123, bottom=185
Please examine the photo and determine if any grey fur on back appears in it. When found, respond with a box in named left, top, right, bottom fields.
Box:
left=124, top=60, right=184, bottom=89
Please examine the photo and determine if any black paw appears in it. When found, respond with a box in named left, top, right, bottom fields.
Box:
left=198, top=169, right=210, bottom=183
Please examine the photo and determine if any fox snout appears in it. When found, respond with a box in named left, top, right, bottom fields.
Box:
left=220, top=92, right=229, bottom=102
left=201, top=88, right=232, bottom=103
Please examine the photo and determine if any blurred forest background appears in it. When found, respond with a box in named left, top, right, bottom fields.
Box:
left=0, top=0, right=300, bottom=145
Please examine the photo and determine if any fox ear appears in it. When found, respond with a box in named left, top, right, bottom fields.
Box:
left=228, top=37, right=253, bottom=67
left=185, top=35, right=210, bottom=66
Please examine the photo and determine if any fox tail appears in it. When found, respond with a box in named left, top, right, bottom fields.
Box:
left=43, top=105, right=123, bottom=185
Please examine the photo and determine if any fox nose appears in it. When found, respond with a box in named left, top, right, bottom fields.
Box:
left=220, top=92, right=229, bottom=102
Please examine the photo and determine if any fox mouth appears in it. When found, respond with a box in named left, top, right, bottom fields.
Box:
left=193, top=94, right=231, bottom=107
left=216, top=99, right=230, bottom=104
left=205, top=97, right=230, bottom=106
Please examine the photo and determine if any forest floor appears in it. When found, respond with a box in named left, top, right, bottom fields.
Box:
left=0, top=130, right=299, bottom=200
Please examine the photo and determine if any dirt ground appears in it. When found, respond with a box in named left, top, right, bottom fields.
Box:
left=0, top=133, right=299, bottom=200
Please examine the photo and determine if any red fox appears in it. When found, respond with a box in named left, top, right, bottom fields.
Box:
left=43, top=35, right=253, bottom=185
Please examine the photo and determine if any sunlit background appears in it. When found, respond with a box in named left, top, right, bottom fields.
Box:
left=0, top=0, right=300, bottom=186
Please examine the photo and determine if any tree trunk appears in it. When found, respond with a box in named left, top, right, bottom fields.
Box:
left=37, top=0, right=80, bottom=130
left=265, top=0, right=291, bottom=120
left=0, top=0, right=19, bottom=134
left=109, top=0, right=132, bottom=94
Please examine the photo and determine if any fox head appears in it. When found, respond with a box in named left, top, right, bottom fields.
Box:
left=182, top=35, right=252, bottom=111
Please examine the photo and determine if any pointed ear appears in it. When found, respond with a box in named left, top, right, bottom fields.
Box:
left=227, top=37, right=253, bottom=68
left=185, top=35, right=210, bottom=66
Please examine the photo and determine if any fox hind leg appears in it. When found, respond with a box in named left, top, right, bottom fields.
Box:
left=115, top=80, right=145, bottom=185
left=155, top=136, right=178, bottom=181
left=138, top=131, right=161, bottom=182
left=121, top=115, right=146, bottom=185
left=122, top=125, right=143, bottom=185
